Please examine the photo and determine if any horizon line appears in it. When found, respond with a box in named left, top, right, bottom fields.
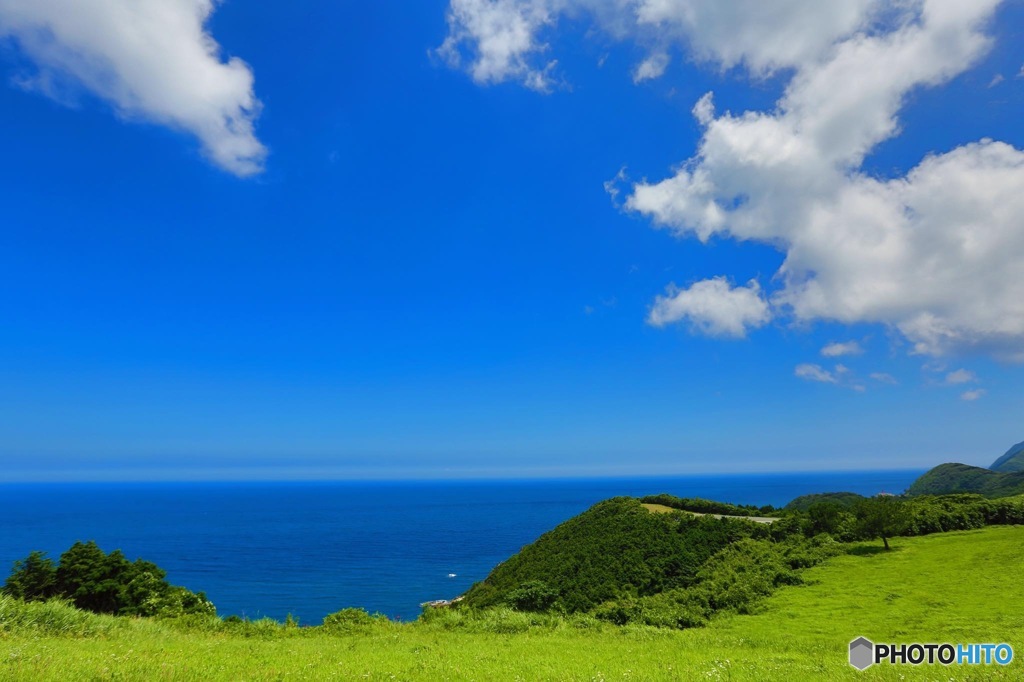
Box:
left=0, top=465, right=929, bottom=486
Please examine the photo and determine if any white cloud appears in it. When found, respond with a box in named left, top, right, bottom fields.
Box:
left=795, top=362, right=867, bottom=390
left=633, top=0, right=876, bottom=74
left=944, top=368, right=978, bottom=385
left=436, top=0, right=557, bottom=91
left=604, top=166, right=629, bottom=205
left=869, top=372, right=898, bottom=385
left=821, top=341, right=863, bottom=357
left=441, top=0, right=1024, bottom=361
left=632, top=52, right=669, bottom=83
left=0, top=0, right=265, bottom=176
left=795, top=363, right=837, bottom=384
left=691, top=92, right=714, bottom=125
left=961, top=388, right=986, bottom=401
left=625, top=1, right=1024, bottom=361
left=438, top=0, right=876, bottom=87
left=647, top=276, right=769, bottom=337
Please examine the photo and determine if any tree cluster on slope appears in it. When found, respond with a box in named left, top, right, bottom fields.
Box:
left=2, top=541, right=215, bottom=618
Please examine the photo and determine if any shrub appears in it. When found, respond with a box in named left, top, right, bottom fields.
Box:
left=506, top=580, right=558, bottom=612
left=321, top=607, right=386, bottom=634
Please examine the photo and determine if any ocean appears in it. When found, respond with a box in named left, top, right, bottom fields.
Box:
left=0, top=470, right=921, bottom=623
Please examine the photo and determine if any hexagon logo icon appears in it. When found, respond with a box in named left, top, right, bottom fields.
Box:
left=849, top=637, right=874, bottom=670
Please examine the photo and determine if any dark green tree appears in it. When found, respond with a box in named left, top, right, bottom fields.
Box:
left=119, top=559, right=170, bottom=616
left=855, top=496, right=909, bottom=550
left=506, top=580, right=558, bottom=612
left=806, top=502, right=844, bottom=537
left=55, top=541, right=132, bottom=614
left=2, top=550, right=57, bottom=601
left=6, top=541, right=215, bottom=617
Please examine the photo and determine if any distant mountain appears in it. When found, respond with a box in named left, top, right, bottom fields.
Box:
left=907, top=462, right=1024, bottom=497
left=990, top=441, right=1024, bottom=473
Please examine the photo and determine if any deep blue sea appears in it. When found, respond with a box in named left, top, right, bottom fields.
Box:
left=0, top=471, right=921, bottom=623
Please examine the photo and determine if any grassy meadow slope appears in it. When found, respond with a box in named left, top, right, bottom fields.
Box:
left=2, top=526, right=1022, bottom=681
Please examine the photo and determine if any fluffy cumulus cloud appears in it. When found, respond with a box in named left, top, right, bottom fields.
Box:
left=647, top=277, right=769, bottom=337
left=441, top=0, right=1024, bottom=361
left=961, top=388, right=986, bottom=401
left=626, top=0, right=1024, bottom=360
left=437, top=0, right=559, bottom=91
left=0, top=0, right=265, bottom=175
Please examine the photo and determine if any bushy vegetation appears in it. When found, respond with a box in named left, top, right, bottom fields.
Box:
left=591, top=535, right=843, bottom=628
left=783, top=491, right=864, bottom=511
left=321, top=607, right=391, bottom=634
left=2, top=541, right=215, bottom=618
left=784, top=492, right=1024, bottom=541
left=460, top=497, right=768, bottom=613
left=903, top=493, right=1024, bottom=532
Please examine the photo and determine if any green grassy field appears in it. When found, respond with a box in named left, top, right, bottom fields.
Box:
left=2, top=526, right=1022, bottom=681
left=640, top=502, right=678, bottom=513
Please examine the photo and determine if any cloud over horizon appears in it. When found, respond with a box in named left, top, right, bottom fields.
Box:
left=0, top=0, right=266, bottom=176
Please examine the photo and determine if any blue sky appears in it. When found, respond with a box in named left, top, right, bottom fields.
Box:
left=1, top=0, right=1022, bottom=481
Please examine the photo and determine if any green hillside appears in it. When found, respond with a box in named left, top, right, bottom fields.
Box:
left=905, top=439, right=1024, bottom=496
left=459, top=497, right=766, bottom=613
left=3, top=526, right=1022, bottom=680
left=907, top=462, right=1024, bottom=497
left=784, top=491, right=864, bottom=511
left=991, top=440, right=1024, bottom=473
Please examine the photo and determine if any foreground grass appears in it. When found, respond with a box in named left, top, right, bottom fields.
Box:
left=2, top=527, right=1023, bottom=681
